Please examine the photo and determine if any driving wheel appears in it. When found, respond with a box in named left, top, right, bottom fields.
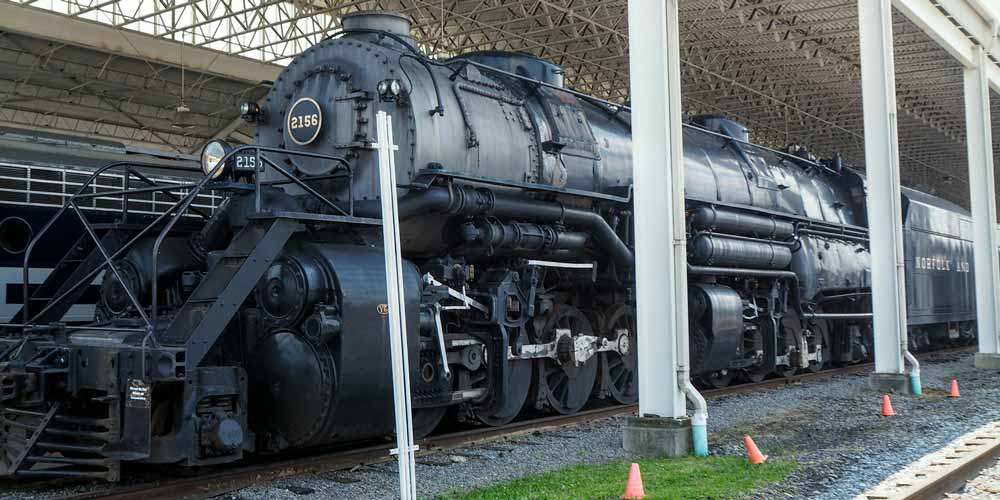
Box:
left=598, top=304, right=637, bottom=404
left=532, top=305, right=598, bottom=415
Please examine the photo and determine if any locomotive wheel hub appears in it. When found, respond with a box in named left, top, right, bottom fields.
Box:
left=598, top=305, right=638, bottom=405
left=616, top=330, right=631, bottom=356
left=530, top=305, right=599, bottom=415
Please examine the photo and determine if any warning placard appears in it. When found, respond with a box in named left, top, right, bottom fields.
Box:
left=126, top=379, right=151, bottom=408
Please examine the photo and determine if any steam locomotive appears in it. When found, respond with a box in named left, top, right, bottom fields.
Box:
left=0, top=11, right=976, bottom=481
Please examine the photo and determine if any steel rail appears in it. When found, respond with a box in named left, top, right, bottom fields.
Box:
left=860, top=420, right=1000, bottom=500
left=902, top=446, right=1000, bottom=500
left=41, top=346, right=975, bottom=500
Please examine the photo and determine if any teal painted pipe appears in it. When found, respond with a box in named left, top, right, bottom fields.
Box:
left=910, top=374, right=922, bottom=395
left=692, top=424, right=709, bottom=457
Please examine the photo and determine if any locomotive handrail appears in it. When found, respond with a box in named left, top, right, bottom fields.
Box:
left=148, top=145, right=354, bottom=331
left=22, top=190, right=198, bottom=328
left=798, top=227, right=869, bottom=244
left=236, top=145, right=353, bottom=215
left=17, top=146, right=353, bottom=335
left=409, top=168, right=633, bottom=203
left=260, top=156, right=351, bottom=217
left=19, top=160, right=213, bottom=328
left=70, top=200, right=151, bottom=328
left=690, top=230, right=798, bottom=247
left=71, top=182, right=200, bottom=200
left=127, top=167, right=214, bottom=221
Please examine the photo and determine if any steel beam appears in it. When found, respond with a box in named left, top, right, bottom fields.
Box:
left=893, top=0, right=1000, bottom=93
left=936, top=1, right=996, bottom=56
left=0, top=3, right=280, bottom=84
left=964, top=47, right=1000, bottom=367
left=858, top=0, right=911, bottom=381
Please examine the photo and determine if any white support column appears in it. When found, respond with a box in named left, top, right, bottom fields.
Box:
left=622, top=0, right=707, bottom=457
left=858, top=0, right=916, bottom=391
left=629, top=0, right=685, bottom=422
left=965, top=47, right=1000, bottom=369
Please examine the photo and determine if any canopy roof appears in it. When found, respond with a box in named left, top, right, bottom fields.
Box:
left=2, top=0, right=998, bottom=206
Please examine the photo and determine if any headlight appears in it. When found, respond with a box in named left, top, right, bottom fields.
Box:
left=377, top=79, right=403, bottom=101
left=201, top=140, right=232, bottom=179
left=240, top=101, right=261, bottom=122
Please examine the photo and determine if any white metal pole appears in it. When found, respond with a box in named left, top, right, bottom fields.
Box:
left=627, top=0, right=688, bottom=420
left=376, top=110, right=417, bottom=499
left=964, top=47, right=1000, bottom=365
left=858, top=0, right=911, bottom=379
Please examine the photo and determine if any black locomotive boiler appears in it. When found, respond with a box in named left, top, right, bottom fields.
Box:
left=0, top=10, right=977, bottom=480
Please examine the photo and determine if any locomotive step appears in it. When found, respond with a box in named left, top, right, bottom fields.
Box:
left=34, top=441, right=104, bottom=453
left=25, top=455, right=113, bottom=467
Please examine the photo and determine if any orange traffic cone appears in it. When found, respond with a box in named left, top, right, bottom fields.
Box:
left=948, top=379, right=961, bottom=398
left=621, top=462, right=645, bottom=499
left=881, top=394, right=896, bottom=416
left=744, top=435, right=768, bottom=464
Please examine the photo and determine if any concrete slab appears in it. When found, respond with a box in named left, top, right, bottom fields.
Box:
left=622, top=416, right=691, bottom=457
left=973, top=353, right=1000, bottom=369
left=869, top=372, right=910, bottom=394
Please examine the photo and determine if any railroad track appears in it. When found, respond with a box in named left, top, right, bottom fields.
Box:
left=40, top=346, right=974, bottom=500
left=858, top=421, right=1000, bottom=500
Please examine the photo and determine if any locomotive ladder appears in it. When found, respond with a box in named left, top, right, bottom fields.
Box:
left=2, top=401, right=121, bottom=480
left=10, top=227, right=133, bottom=327
left=159, top=217, right=299, bottom=368
left=3, top=402, right=60, bottom=475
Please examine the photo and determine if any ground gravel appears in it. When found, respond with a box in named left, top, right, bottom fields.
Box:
left=726, top=352, right=1000, bottom=500
left=2, top=351, right=996, bottom=500
left=229, top=351, right=1000, bottom=500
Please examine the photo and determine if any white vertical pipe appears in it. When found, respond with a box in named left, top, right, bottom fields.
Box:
left=858, top=0, right=909, bottom=375
left=965, top=47, right=1000, bottom=357
left=627, top=0, right=688, bottom=419
left=376, top=111, right=417, bottom=500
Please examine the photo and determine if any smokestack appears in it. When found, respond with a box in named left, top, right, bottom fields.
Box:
left=341, top=11, right=414, bottom=41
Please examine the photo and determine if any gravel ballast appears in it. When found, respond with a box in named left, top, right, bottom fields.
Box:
left=229, top=351, right=1000, bottom=500
left=2, top=351, right=996, bottom=500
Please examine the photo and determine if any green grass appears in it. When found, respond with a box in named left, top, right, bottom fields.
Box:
left=437, top=455, right=796, bottom=500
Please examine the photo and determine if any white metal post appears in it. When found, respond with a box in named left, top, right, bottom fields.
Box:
left=627, top=0, right=686, bottom=422
left=965, top=47, right=1000, bottom=368
left=858, top=0, right=915, bottom=386
left=376, top=110, right=418, bottom=499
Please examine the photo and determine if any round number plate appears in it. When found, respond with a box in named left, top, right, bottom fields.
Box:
left=286, top=97, right=323, bottom=146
